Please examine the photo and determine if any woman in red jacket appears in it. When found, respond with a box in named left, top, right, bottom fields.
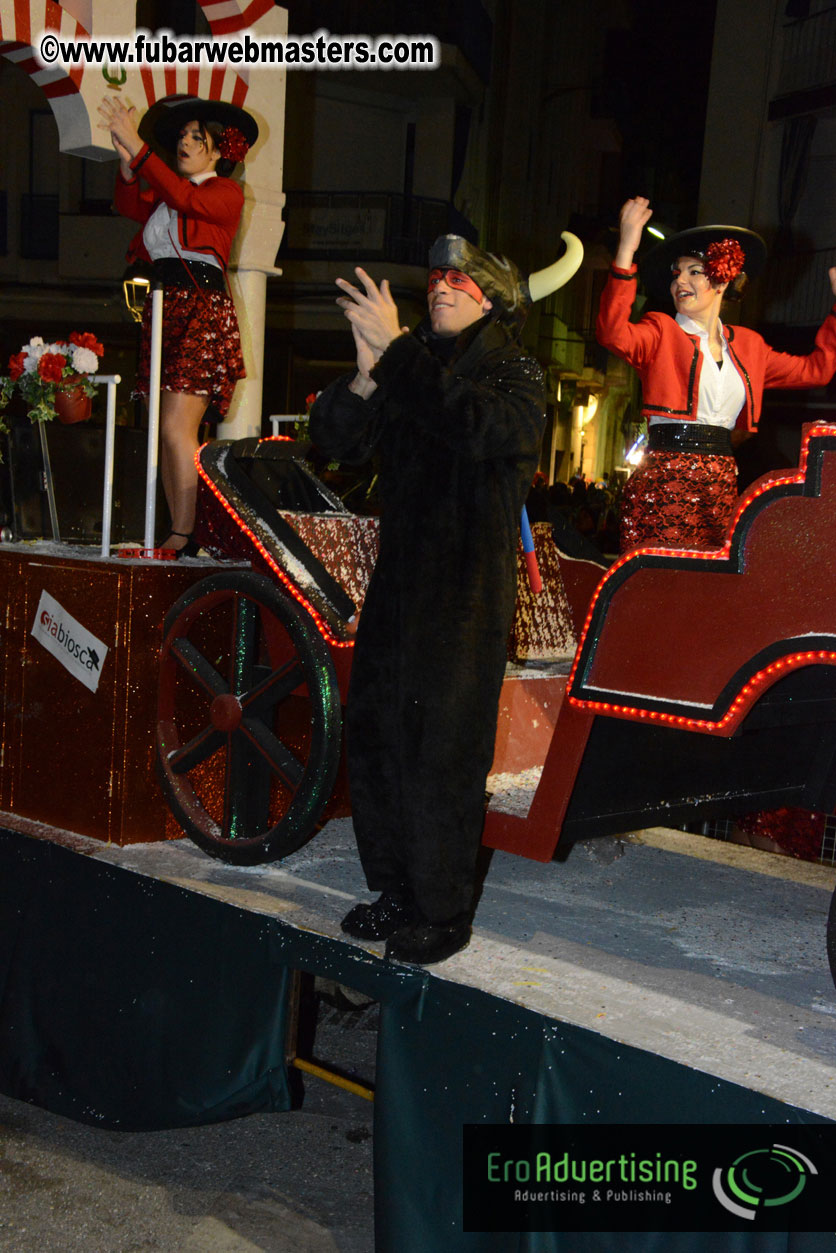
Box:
left=598, top=196, right=836, bottom=552
left=99, top=94, right=257, bottom=555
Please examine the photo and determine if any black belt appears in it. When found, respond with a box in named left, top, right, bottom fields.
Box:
left=648, top=422, right=733, bottom=455
left=151, top=257, right=226, bottom=292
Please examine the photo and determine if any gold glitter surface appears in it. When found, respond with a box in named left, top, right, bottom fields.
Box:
left=278, top=513, right=380, bottom=613
left=508, top=524, right=578, bottom=662
left=279, top=513, right=576, bottom=662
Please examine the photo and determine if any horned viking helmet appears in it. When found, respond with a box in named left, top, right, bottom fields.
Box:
left=428, top=232, right=584, bottom=329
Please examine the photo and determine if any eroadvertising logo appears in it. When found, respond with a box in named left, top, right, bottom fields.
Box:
left=31, top=589, right=109, bottom=694
left=462, top=1125, right=835, bottom=1232
left=712, top=1143, right=817, bottom=1220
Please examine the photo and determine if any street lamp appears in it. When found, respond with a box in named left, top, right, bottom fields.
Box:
left=122, top=266, right=151, bottom=323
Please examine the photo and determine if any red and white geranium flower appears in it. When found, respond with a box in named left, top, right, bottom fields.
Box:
left=0, top=331, right=104, bottom=428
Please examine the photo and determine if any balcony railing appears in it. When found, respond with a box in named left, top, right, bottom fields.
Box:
left=279, top=190, right=477, bottom=266
left=777, top=4, right=836, bottom=97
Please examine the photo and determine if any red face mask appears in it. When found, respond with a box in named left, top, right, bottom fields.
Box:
left=427, top=268, right=484, bottom=304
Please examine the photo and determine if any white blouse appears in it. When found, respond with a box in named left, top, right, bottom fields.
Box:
left=142, top=169, right=222, bottom=268
left=650, top=313, right=746, bottom=429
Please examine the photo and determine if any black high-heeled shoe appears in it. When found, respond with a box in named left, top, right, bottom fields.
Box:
left=161, top=530, right=200, bottom=558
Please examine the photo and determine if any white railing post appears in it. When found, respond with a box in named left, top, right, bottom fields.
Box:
left=144, top=283, right=164, bottom=551
left=268, top=415, right=300, bottom=438
left=95, top=374, right=121, bottom=558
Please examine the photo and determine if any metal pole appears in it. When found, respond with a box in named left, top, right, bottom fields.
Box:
left=144, top=282, right=164, bottom=551
left=37, top=421, right=60, bottom=542
left=96, top=374, right=121, bottom=558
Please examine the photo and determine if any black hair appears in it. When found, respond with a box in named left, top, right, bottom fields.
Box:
left=190, top=119, right=236, bottom=177
left=722, top=273, right=748, bottom=302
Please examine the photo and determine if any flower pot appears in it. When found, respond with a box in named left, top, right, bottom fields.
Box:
left=54, top=385, right=91, bottom=425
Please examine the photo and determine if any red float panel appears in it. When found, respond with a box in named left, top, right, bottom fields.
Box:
left=0, top=547, right=248, bottom=844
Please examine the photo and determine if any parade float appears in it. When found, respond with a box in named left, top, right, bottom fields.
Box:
left=1, top=2, right=835, bottom=1249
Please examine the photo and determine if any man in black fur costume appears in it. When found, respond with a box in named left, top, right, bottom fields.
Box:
left=310, top=235, right=574, bottom=964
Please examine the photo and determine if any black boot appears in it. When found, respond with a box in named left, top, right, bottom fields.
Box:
left=340, top=892, right=418, bottom=941
left=385, top=917, right=471, bottom=965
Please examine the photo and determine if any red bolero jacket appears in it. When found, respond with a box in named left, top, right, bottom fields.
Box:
left=596, top=264, right=836, bottom=432
left=114, top=142, right=244, bottom=271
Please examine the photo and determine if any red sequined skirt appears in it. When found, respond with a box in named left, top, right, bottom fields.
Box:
left=619, top=450, right=738, bottom=552
left=135, top=285, right=245, bottom=418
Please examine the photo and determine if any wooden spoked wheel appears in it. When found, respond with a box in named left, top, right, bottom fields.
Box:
left=157, top=571, right=341, bottom=864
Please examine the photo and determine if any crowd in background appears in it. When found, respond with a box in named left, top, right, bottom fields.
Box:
left=526, top=470, right=621, bottom=563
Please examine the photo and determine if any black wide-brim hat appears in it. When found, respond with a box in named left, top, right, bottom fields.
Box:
left=147, top=96, right=259, bottom=153
left=640, top=225, right=767, bottom=302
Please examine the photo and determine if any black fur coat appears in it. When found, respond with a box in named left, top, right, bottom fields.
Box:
left=310, top=315, right=545, bottom=921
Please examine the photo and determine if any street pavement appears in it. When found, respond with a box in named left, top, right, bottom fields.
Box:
left=0, top=988, right=377, bottom=1252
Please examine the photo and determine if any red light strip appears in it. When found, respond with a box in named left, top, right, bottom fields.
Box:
left=568, top=425, right=836, bottom=730
left=568, top=648, right=836, bottom=734
left=195, top=445, right=354, bottom=650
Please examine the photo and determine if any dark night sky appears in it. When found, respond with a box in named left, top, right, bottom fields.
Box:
left=605, top=0, right=719, bottom=228
left=143, top=0, right=721, bottom=231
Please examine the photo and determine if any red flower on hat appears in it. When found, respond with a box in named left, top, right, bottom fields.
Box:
left=218, top=125, right=250, bottom=163
left=704, top=239, right=746, bottom=284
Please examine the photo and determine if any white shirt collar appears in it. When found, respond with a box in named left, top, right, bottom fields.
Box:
left=189, top=170, right=218, bottom=185
left=675, top=311, right=725, bottom=341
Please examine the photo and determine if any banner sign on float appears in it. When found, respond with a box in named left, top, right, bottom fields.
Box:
left=463, top=1124, right=836, bottom=1232
left=31, top=590, right=109, bottom=693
